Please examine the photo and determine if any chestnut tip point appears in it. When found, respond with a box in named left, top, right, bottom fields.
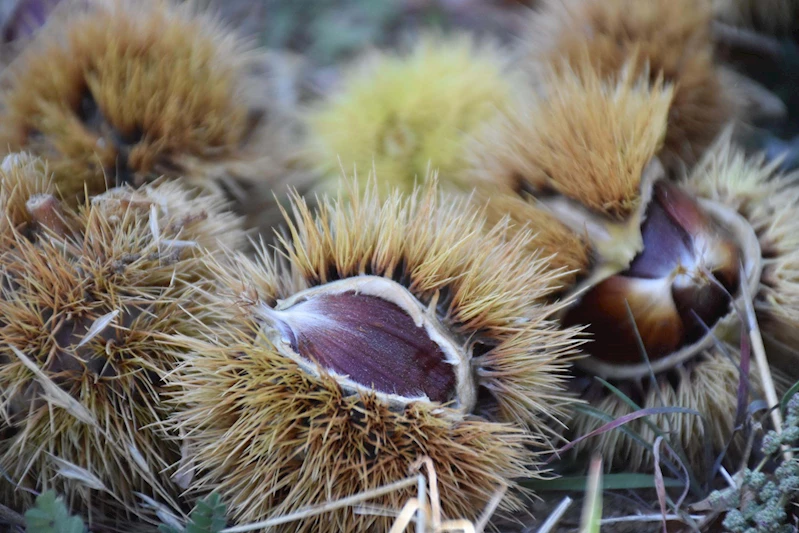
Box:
left=25, top=193, right=70, bottom=236
left=1, top=152, right=33, bottom=173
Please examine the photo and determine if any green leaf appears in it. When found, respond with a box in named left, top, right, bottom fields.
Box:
left=24, top=490, right=86, bottom=533
left=780, top=380, right=799, bottom=415
left=185, top=493, right=227, bottom=533
left=522, top=472, right=684, bottom=492
left=158, top=525, right=183, bottom=533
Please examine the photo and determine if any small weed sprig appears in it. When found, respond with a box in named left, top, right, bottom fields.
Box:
left=159, top=493, right=227, bottom=533
left=708, top=390, right=799, bottom=533
left=24, top=491, right=84, bottom=533
left=21, top=491, right=228, bottom=533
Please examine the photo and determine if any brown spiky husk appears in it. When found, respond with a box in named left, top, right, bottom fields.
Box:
left=468, top=63, right=672, bottom=220
left=0, top=152, right=54, bottom=240
left=683, top=131, right=799, bottom=375
left=478, top=193, right=592, bottom=288
left=174, top=327, right=536, bottom=532
left=0, top=179, right=244, bottom=528
left=169, top=179, right=584, bottom=531
left=525, top=0, right=733, bottom=170
left=0, top=0, right=308, bottom=236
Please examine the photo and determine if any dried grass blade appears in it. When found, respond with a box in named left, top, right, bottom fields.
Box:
left=8, top=345, right=96, bottom=427
left=135, top=492, right=185, bottom=529
left=535, top=496, right=572, bottom=533
left=388, top=499, right=420, bottom=533
left=652, top=437, right=668, bottom=533
left=149, top=204, right=160, bottom=242
left=220, top=476, right=417, bottom=533
left=738, top=263, right=792, bottom=461
left=474, top=484, right=507, bottom=533
left=48, top=455, right=107, bottom=492
left=76, top=310, right=119, bottom=348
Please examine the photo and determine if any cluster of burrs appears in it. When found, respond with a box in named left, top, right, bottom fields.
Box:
left=1, top=0, right=799, bottom=532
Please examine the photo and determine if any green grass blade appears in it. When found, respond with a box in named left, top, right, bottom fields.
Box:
left=579, top=456, right=603, bottom=533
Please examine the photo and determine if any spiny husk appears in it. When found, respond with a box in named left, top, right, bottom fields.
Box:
left=305, top=33, right=515, bottom=198
left=469, top=62, right=672, bottom=276
left=525, top=0, right=733, bottom=170
left=683, top=130, right=799, bottom=375
left=469, top=62, right=671, bottom=219
left=0, top=0, right=307, bottom=236
left=0, top=152, right=53, bottom=240
left=479, top=193, right=592, bottom=288
left=0, top=179, right=244, bottom=528
left=174, top=328, right=536, bottom=533
left=169, top=179, right=584, bottom=531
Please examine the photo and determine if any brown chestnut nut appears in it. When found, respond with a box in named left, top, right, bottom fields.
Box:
left=563, top=180, right=741, bottom=364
